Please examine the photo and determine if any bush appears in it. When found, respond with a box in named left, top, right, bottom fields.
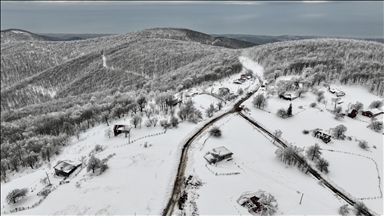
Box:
left=38, top=188, right=51, bottom=197
left=358, top=140, right=369, bottom=150
left=160, top=119, right=171, bottom=129
left=354, top=201, right=368, bottom=216
left=144, top=119, right=152, bottom=127
left=210, top=126, right=222, bottom=137
left=170, top=116, right=179, bottom=128
left=339, top=204, right=350, bottom=216
left=276, top=108, right=288, bottom=118
left=94, top=144, right=104, bottom=153
left=100, top=163, right=109, bottom=173
left=310, top=102, right=317, bottom=108
left=367, top=121, right=383, bottom=132
left=302, top=130, right=309, bottom=135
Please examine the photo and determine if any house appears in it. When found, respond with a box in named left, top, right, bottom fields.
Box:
left=279, top=92, right=299, bottom=101
left=113, top=125, right=130, bottom=136
left=348, top=109, right=358, bottom=118
left=204, top=146, right=233, bottom=164
left=362, top=108, right=384, bottom=118
left=313, top=131, right=331, bottom=143
left=237, top=190, right=265, bottom=214
left=53, top=160, right=82, bottom=177
left=328, top=86, right=345, bottom=97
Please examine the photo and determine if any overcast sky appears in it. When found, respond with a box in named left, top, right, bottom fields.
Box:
left=1, top=1, right=383, bottom=38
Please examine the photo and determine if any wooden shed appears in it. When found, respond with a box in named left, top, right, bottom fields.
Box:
left=53, top=160, right=82, bottom=177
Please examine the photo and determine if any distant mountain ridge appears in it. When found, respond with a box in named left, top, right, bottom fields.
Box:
left=1, top=29, right=52, bottom=43
left=211, top=34, right=384, bottom=44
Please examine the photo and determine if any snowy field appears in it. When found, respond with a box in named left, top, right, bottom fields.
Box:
left=183, top=114, right=347, bottom=215
left=1, top=119, right=198, bottom=215
left=243, top=79, right=383, bottom=214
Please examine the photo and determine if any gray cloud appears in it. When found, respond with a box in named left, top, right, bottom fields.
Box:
left=0, top=1, right=382, bottom=38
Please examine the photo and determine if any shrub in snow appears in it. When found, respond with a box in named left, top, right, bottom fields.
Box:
left=310, top=102, right=317, bottom=108
left=353, top=201, right=368, bottom=216
left=276, top=108, right=288, bottom=118
left=368, top=100, right=383, bottom=109
left=144, top=119, right=152, bottom=127
left=316, top=158, right=329, bottom=174
left=237, top=88, right=244, bottom=95
left=339, top=204, right=350, bottom=216
left=104, top=128, right=113, bottom=138
left=367, top=121, right=383, bottom=132
left=94, top=144, right=104, bottom=152
left=210, top=126, right=222, bottom=137
left=160, top=119, right=171, bottom=129
left=358, top=140, right=369, bottom=150
left=205, top=103, right=215, bottom=117
left=38, top=188, right=51, bottom=197
left=100, top=163, right=109, bottom=173
left=170, top=116, right=179, bottom=128
left=302, top=130, right=309, bottom=135
left=6, top=188, right=28, bottom=204
left=258, top=193, right=278, bottom=216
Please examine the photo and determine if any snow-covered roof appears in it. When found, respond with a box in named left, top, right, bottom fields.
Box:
left=204, top=154, right=216, bottom=163
left=212, top=146, right=232, bottom=157
left=53, top=160, right=82, bottom=173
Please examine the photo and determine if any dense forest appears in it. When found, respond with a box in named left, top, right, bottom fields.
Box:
left=243, top=39, right=384, bottom=96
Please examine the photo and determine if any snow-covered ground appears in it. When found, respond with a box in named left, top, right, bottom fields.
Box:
left=1, top=55, right=382, bottom=215
left=242, top=79, right=383, bottom=214
left=183, top=114, right=347, bottom=215
left=1, top=120, right=198, bottom=215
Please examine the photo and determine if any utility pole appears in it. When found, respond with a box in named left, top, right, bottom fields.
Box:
left=45, top=171, right=51, bottom=185
left=299, top=193, right=304, bottom=204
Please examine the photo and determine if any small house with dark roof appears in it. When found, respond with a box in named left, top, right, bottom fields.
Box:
left=53, top=160, right=82, bottom=177
left=237, top=190, right=265, bottom=214
left=113, top=125, right=130, bottom=136
left=362, top=108, right=384, bottom=118
left=204, top=146, right=233, bottom=164
left=348, top=109, right=358, bottom=118
left=313, top=131, right=331, bottom=143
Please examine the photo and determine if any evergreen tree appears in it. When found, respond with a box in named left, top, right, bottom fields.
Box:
left=316, top=158, right=329, bottom=173
left=287, top=103, right=293, bottom=117
left=6, top=188, right=28, bottom=204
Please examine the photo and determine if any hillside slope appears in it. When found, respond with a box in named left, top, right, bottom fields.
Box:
left=242, top=39, right=384, bottom=96
left=0, top=29, right=51, bottom=44
left=1, top=28, right=244, bottom=110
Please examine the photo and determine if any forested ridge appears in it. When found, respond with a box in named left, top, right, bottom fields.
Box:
left=243, top=39, right=384, bottom=96
left=1, top=28, right=382, bottom=182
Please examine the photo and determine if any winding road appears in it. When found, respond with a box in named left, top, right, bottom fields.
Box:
left=162, top=73, right=375, bottom=216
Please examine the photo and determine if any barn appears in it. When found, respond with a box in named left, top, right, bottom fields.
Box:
left=348, top=109, right=358, bottom=118
left=53, top=160, right=82, bottom=177
left=313, top=131, right=331, bottom=143
left=362, top=109, right=384, bottom=118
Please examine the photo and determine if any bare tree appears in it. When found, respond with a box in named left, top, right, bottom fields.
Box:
left=253, top=94, right=268, bottom=109
left=6, top=188, right=28, bottom=204
left=87, top=155, right=101, bottom=173
left=351, top=101, right=364, bottom=112
left=331, top=124, right=347, bottom=139
left=258, top=193, right=279, bottom=216
left=305, top=143, right=322, bottom=161
left=130, top=114, right=142, bottom=128
left=316, top=158, right=329, bottom=173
